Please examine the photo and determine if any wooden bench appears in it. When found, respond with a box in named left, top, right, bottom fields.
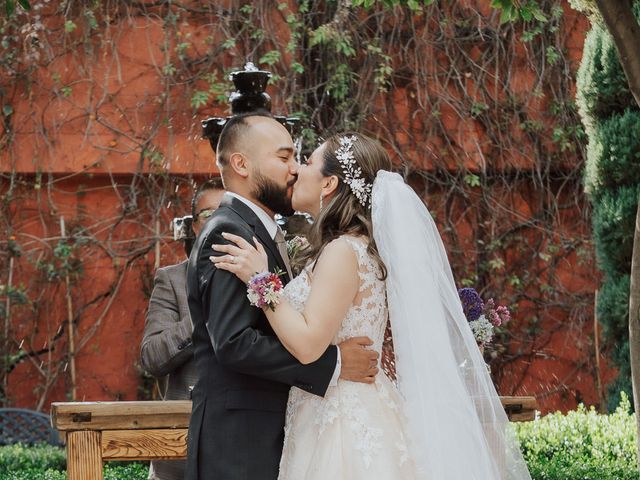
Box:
left=51, top=396, right=536, bottom=480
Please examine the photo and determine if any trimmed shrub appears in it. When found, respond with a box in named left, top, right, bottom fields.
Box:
left=592, top=185, right=640, bottom=276
left=576, top=23, right=636, bottom=134
left=1, top=470, right=66, bottom=480
left=595, top=272, right=632, bottom=409
left=585, top=110, right=640, bottom=197
left=104, top=463, right=149, bottom=480
left=577, top=0, right=640, bottom=408
left=0, top=464, right=149, bottom=480
left=515, top=393, right=639, bottom=479
left=0, top=444, right=65, bottom=475
left=0, top=444, right=148, bottom=480
left=597, top=273, right=630, bottom=341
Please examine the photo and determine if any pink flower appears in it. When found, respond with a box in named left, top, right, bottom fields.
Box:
left=496, top=305, right=511, bottom=326
left=247, top=271, right=284, bottom=310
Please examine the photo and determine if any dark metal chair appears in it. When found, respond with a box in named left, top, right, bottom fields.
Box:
left=0, top=408, right=61, bottom=445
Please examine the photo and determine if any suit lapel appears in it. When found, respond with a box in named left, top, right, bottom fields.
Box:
left=221, top=196, right=290, bottom=283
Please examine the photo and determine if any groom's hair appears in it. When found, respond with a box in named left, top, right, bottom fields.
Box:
left=216, top=110, right=273, bottom=170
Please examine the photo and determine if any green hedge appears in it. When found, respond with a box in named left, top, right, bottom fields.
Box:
left=2, top=396, right=639, bottom=480
left=0, top=444, right=65, bottom=474
left=0, top=444, right=148, bottom=480
left=0, top=464, right=149, bottom=480
left=515, top=393, right=639, bottom=479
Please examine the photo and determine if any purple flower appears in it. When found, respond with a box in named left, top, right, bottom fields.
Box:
left=458, top=287, right=484, bottom=322
left=247, top=271, right=283, bottom=310
left=459, top=287, right=513, bottom=346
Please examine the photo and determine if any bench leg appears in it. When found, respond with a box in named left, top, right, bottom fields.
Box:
left=67, top=431, right=103, bottom=480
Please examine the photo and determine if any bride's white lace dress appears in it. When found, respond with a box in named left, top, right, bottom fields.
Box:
left=278, top=236, right=420, bottom=479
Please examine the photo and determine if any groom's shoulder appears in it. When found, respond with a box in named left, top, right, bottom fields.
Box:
left=201, top=205, right=252, bottom=239
left=210, top=203, right=242, bottom=224
left=211, top=205, right=250, bottom=229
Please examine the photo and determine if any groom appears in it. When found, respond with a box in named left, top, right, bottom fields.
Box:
left=185, top=111, right=379, bottom=480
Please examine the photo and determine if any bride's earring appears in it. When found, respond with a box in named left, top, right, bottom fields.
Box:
left=319, top=194, right=324, bottom=212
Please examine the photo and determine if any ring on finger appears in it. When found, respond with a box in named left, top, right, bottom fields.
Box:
left=229, top=255, right=236, bottom=264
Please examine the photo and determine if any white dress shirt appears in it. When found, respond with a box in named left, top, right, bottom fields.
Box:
left=224, top=192, right=341, bottom=386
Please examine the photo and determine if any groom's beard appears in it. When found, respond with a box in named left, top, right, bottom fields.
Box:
left=252, top=172, right=296, bottom=217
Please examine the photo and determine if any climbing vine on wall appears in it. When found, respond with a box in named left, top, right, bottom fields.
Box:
left=0, top=0, right=594, bottom=410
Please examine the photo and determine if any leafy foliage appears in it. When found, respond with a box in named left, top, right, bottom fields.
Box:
left=576, top=10, right=639, bottom=133
left=491, top=0, right=548, bottom=23
left=596, top=272, right=633, bottom=410
left=357, top=0, right=549, bottom=22
left=0, top=444, right=149, bottom=479
left=515, top=393, right=639, bottom=479
left=592, top=185, right=640, bottom=276
left=1, top=470, right=66, bottom=480
left=585, top=110, right=640, bottom=197
left=353, top=0, right=432, bottom=10
left=3, top=0, right=29, bottom=16
left=576, top=0, right=640, bottom=408
left=0, top=443, right=65, bottom=474
left=569, top=0, right=605, bottom=25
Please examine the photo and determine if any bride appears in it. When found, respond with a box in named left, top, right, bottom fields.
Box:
left=211, top=133, right=531, bottom=479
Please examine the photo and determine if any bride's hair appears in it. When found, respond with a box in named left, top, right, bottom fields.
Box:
left=299, top=132, right=392, bottom=279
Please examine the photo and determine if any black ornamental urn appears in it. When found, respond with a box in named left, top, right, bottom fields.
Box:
left=202, top=62, right=300, bottom=151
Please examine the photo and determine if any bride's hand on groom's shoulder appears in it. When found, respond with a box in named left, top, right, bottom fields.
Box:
left=338, top=336, right=379, bottom=384
left=210, top=232, right=268, bottom=284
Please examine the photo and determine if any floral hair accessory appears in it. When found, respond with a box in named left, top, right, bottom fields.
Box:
left=247, top=270, right=284, bottom=311
left=335, top=135, right=372, bottom=208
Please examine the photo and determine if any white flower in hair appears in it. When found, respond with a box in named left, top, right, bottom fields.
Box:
left=336, top=135, right=372, bottom=207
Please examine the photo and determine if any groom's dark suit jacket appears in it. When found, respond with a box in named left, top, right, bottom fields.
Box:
left=185, top=195, right=338, bottom=480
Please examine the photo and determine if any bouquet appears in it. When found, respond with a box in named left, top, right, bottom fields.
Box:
left=457, top=287, right=511, bottom=348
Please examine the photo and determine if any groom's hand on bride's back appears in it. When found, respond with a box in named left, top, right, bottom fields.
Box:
left=338, top=336, right=379, bottom=384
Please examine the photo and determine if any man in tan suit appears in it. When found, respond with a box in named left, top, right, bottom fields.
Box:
left=141, top=178, right=224, bottom=480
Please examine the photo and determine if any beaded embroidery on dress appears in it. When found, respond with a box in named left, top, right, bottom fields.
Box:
left=278, top=236, right=420, bottom=479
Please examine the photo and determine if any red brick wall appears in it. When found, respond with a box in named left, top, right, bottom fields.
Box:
left=1, top=1, right=610, bottom=413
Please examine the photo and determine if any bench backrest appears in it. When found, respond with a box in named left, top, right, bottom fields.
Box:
left=0, top=408, right=61, bottom=446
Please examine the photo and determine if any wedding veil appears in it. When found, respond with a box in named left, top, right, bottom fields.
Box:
left=372, top=171, right=531, bottom=479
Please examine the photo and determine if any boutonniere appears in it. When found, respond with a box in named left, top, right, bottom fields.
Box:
left=286, top=235, right=309, bottom=263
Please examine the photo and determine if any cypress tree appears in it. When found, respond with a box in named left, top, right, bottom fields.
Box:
left=576, top=2, right=640, bottom=410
